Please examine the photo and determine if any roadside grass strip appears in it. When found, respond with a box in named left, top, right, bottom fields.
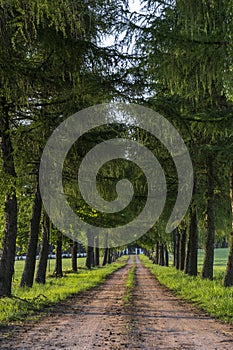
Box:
left=139, top=254, right=233, bottom=324
left=122, top=257, right=136, bottom=306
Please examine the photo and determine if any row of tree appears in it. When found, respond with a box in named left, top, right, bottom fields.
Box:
left=1, top=0, right=233, bottom=299
left=0, top=0, right=132, bottom=296
left=133, top=0, right=233, bottom=286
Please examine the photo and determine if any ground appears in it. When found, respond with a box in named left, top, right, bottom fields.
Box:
left=0, top=256, right=233, bottom=349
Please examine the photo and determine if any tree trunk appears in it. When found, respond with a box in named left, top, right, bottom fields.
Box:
left=185, top=204, right=198, bottom=276
left=0, top=105, right=18, bottom=297
left=173, top=229, right=177, bottom=267
left=95, top=235, right=100, bottom=267
left=103, top=248, right=108, bottom=266
left=202, top=155, right=215, bottom=280
left=35, top=210, right=50, bottom=284
left=108, top=248, right=112, bottom=264
left=54, top=232, right=63, bottom=277
left=71, top=241, right=78, bottom=272
left=153, top=241, right=159, bottom=264
left=165, top=244, right=169, bottom=267
left=179, top=228, right=187, bottom=271
left=20, top=181, right=42, bottom=287
left=175, top=230, right=180, bottom=270
left=223, top=166, right=233, bottom=287
left=86, top=230, right=94, bottom=269
left=102, top=233, right=109, bottom=266
left=159, top=243, right=165, bottom=266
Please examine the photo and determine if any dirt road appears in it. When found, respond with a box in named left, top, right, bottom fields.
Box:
left=0, top=256, right=233, bottom=349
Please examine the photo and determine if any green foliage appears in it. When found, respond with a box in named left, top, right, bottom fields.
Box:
left=0, top=0, right=131, bottom=255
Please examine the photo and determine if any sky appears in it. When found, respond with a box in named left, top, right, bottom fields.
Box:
left=101, top=0, right=143, bottom=47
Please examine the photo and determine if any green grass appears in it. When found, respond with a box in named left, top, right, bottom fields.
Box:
left=139, top=249, right=233, bottom=324
left=13, top=258, right=86, bottom=281
left=198, top=248, right=229, bottom=279
left=122, top=257, right=136, bottom=305
left=0, top=256, right=128, bottom=326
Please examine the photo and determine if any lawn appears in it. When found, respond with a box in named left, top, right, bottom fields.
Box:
left=198, top=248, right=228, bottom=279
left=140, top=249, right=233, bottom=324
left=13, top=257, right=86, bottom=281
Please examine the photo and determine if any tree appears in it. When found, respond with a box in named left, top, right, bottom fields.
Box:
left=0, top=0, right=93, bottom=296
left=185, top=186, right=198, bottom=277
left=0, top=0, right=130, bottom=294
left=223, top=165, right=233, bottom=286
left=132, top=0, right=233, bottom=278
left=95, top=234, right=100, bottom=267
left=54, top=232, right=63, bottom=278
left=20, top=181, right=42, bottom=287
left=71, top=241, right=78, bottom=273
left=202, top=154, right=215, bottom=279
left=0, top=102, right=18, bottom=296
left=86, top=230, right=94, bottom=269
left=35, top=209, right=50, bottom=284
left=179, top=227, right=187, bottom=271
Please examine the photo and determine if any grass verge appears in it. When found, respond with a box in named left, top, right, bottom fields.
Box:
left=139, top=254, right=233, bottom=324
left=0, top=256, right=128, bottom=327
left=122, top=257, right=136, bottom=306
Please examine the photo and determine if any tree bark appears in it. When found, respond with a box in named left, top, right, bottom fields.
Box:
left=102, top=233, right=109, bottom=266
left=179, top=228, right=187, bottom=271
left=154, top=241, right=159, bottom=264
left=71, top=240, right=78, bottom=272
left=159, top=243, right=165, bottom=266
left=54, top=232, right=63, bottom=277
left=173, top=229, right=177, bottom=267
left=223, top=166, right=233, bottom=287
left=108, top=248, right=112, bottom=264
left=165, top=244, right=169, bottom=267
left=102, top=248, right=108, bottom=266
left=86, top=230, right=94, bottom=269
left=35, top=210, right=50, bottom=284
left=0, top=105, right=18, bottom=297
left=20, top=181, right=42, bottom=287
left=202, top=155, right=215, bottom=280
left=185, top=204, right=198, bottom=276
left=175, top=230, right=180, bottom=270
left=95, top=235, right=100, bottom=267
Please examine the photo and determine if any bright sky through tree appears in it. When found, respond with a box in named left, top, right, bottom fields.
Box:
left=101, top=0, right=142, bottom=47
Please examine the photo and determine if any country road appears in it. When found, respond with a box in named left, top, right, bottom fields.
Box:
left=1, top=256, right=233, bottom=349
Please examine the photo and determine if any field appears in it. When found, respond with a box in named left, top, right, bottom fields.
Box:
left=198, top=248, right=228, bottom=279
left=13, top=257, right=86, bottom=281
left=140, top=248, right=233, bottom=324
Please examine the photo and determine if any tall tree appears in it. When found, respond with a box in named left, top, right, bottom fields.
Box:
left=202, top=154, right=215, bottom=279
left=0, top=0, right=129, bottom=295
left=0, top=102, right=18, bottom=296
left=134, top=0, right=233, bottom=278
left=20, top=180, right=42, bottom=287
left=185, top=200, right=198, bottom=276
left=71, top=241, right=78, bottom=273
left=223, top=165, right=233, bottom=286
left=179, top=227, right=187, bottom=271
left=86, top=230, right=94, bottom=270
left=54, top=232, right=63, bottom=278
left=35, top=209, right=50, bottom=284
